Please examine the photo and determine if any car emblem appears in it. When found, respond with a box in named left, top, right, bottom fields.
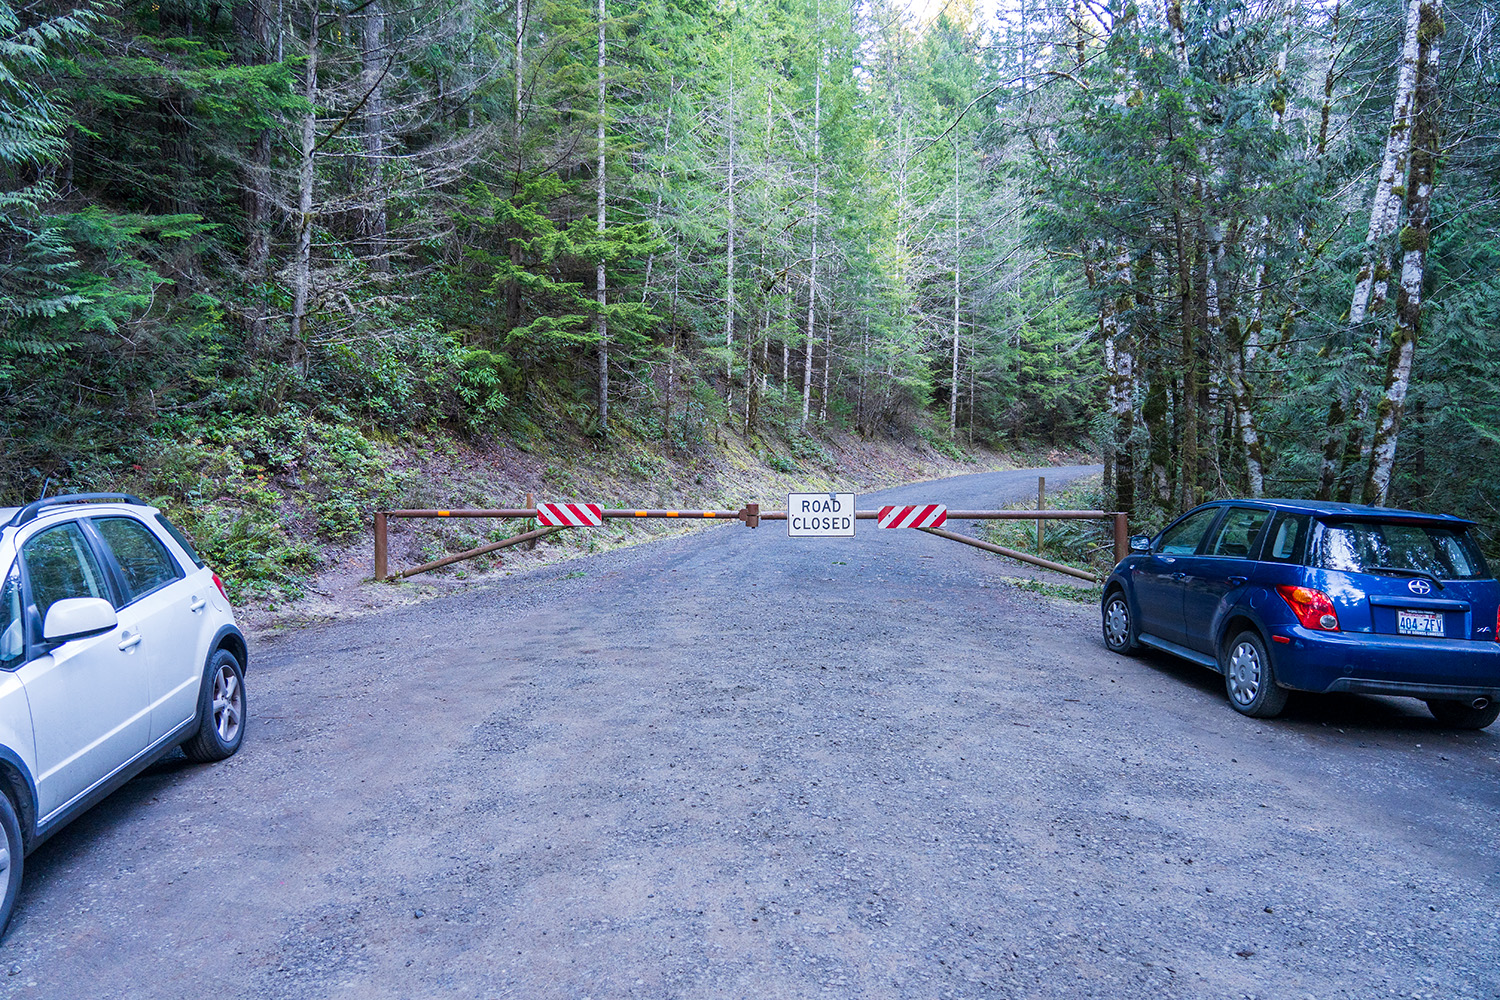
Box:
left=1408, top=579, right=1432, bottom=595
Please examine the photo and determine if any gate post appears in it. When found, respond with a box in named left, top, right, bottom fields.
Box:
left=374, top=511, right=388, bottom=582
left=1112, top=512, right=1128, bottom=566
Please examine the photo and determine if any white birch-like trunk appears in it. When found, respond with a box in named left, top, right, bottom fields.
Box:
left=1349, top=0, right=1422, bottom=326
left=949, top=141, right=960, bottom=437
left=290, top=2, right=318, bottom=343
left=361, top=0, right=386, bottom=272
left=1166, top=0, right=1188, bottom=75
left=595, top=0, right=608, bottom=435
left=1364, top=0, right=1441, bottom=506
left=800, top=13, right=821, bottom=431
left=513, top=0, right=525, bottom=131
left=642, top=79, right=673, bottom=301
left=725, top=58, right=737, bottom=407
left=1319, top=0, right=1422, bottom=498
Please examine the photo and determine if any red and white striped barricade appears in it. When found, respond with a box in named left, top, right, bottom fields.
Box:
left=536, top=502, right=604, bottom=527
left=877, top=504, right=948, bottom=529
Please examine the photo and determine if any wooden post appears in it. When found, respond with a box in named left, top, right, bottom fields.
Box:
left=1037, top=476, right=1045, bottom=552
left=374, top=511, right=388, bottom=581
left=1113, top=512, right=1128, bottom=565
left=524, top=492, right=536, bottom=550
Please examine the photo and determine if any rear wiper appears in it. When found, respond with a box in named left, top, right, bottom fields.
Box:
left=1369, top=566, right=1445, bottom=590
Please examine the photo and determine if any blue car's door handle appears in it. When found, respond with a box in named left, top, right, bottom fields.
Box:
left=1228, top=575, right=1248, bottom=586
left=1171, top=572, right=1187, bottom=581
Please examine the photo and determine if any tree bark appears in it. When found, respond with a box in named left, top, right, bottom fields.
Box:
left=1363, top=0, right=1442, bottom=506
left=949, top=140, right=960, bottom=438
left=361, top=0, right=387, bottom=273
left=1320, top=0, right=1423, bottom=499
left=506, top=0, right=526, bottom=326
left=595, top=0, right=608, bottom=436
left=233, top=0, right=273, bottom=349
left=801, top=13, right=821, bottom=431
left=290, top=2, right=319, bottom=345
left=725, top=54, right=737, bottom=411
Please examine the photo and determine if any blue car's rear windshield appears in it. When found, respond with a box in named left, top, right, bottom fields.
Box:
left=1312, top=519, right=1492, bottom=581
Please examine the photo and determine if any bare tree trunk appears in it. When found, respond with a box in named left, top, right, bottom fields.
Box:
left=361, top=0, right=387, bottom=273
left=801, top=14, right=821, bottom=431
left=1363, top=0, right=1442, bottom=506
left=664, top=265, right=679, bottom=439
left=595, top=0, right=609, bottom=436
left=506, top=0, right=526, bottom=326
left=949, top=141, right=960, bottom=437
left=1320, top=0, right=1423, bottom=498
left=1100, top=248, right=1136, bottom=515
left=1165, top=0, right=1188, bottom=75
left=1317, top=0, right=1342, bottom=157
left=290, top=2, right=319, bottom=345
left=1350, top=0, right=1423, bottom=326
left=642, top=78, right=675, bottom=302
left=819, top=316, right=830, bottom=422
left=233, top=0, right=273, bottom=350
left=725, top=57, right=737, bottom=411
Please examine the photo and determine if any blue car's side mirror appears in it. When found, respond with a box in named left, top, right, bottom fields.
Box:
left=1129, top=534, right=1153, bottom=554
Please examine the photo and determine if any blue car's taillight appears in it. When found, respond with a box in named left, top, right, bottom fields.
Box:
left=1277, top=585, right=1340, bottom=631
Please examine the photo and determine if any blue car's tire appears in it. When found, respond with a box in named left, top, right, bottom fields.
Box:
left=0, top=791, right=22, bottom=940
left=1426, top=699, right=1500, bottom=730
left=1223, top=630, right=1288, bottom=719
left=1102, top=590, right=1139, bottom=655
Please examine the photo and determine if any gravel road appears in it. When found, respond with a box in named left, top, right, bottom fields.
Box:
left=3, top=465, right=1497, bottom=999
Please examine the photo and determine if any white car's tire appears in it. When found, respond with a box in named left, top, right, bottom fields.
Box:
left=182, top=649, right=246, bottom=763
left=0, top=791, right=23, bottom=940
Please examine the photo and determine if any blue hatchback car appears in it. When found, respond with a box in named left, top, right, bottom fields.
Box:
left=1101, top=499, right=1500, bottom=729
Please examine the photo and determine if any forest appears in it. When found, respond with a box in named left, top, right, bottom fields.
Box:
left=3, top=0, right=1499, bottom=551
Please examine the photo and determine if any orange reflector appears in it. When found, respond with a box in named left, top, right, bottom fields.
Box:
left=438, top=510, right=451, bottom=516
left=634, top=511, right=648, bottom=517
left=705, top=512, right=716, bottom=518
left=667, top=512, right=679, bottom=517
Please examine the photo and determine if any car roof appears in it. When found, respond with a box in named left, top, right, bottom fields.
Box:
left=1199, top=498, right=1474, bottom=525
left=2, top=494, right=153, bottom=531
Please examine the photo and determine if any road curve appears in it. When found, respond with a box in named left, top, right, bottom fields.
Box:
left=2, top=465, right=1496, bottom=1000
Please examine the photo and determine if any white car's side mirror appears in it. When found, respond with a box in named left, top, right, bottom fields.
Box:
left=42, top=598, right=118, bottom=643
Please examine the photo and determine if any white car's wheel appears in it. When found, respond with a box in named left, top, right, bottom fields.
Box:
left=182, top=649, right=246, bottom=763
left=0, top=791, right=23, bottom=940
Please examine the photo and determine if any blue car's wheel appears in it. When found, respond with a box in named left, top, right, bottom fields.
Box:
left=1223, top=630, right=1287, bottom=718
left=1102, top=591, right=1138, bottom=654
left=1426, top=699, right=1500, bottom=730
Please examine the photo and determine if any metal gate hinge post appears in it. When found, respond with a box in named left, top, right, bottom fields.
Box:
left=738, top=503, right=760, bottom=528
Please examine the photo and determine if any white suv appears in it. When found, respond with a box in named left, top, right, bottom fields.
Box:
left=0, top=493, right=247, bottom=936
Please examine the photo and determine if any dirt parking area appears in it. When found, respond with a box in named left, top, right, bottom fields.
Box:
left=2, top=469, right=1496, bottom=999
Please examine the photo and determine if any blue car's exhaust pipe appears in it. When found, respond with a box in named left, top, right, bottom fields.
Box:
left=1473, top=697, right=1491, bottom=711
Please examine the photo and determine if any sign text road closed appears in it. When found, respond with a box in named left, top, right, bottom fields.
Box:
left=787, top=493, right=856, bottom=537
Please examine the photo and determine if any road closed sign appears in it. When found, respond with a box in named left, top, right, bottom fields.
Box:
left=787, top=493, right=856, bottom=537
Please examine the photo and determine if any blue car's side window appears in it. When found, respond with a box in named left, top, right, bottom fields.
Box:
left=1206, top=507, right=1270, bottom=559
left=1158, top=508, right=1221, bottom=555
left=1263, top=513, right=1309, bottom=564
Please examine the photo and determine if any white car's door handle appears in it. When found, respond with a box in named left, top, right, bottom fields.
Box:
left=118, top=632, right=143, bottom=651
left=189, top=597, right=207, bottom=612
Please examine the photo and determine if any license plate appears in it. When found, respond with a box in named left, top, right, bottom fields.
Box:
left=1398, top=610, right=1444, bottom=637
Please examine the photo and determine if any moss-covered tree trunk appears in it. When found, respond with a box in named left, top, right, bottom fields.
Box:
left=1364, top=0, right=1443, bottom=506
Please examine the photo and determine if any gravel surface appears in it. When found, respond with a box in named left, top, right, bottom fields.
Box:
left=2, top=466, right=1497, bottom=999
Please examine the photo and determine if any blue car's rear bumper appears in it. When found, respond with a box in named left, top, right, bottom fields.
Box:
left=1272, top=626, right=1500, bottom=699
